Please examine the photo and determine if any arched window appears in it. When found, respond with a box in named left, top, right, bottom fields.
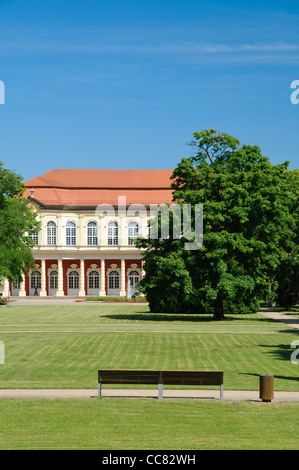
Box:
left=128, top=270, right=140, bottom=289
left=88, top=271, right=99, bottom=289
left=47, top=221, right=57, bottom=245
left=87, top=221, right=98, bottom=246
left=68, top=270, right=79, bottom=289
left=108, top=221, right=118, bottom=245
left=108, top=270, right=120, bottom=289
left=66, top=221, right=76, bottom=246
left=30, top=271, right=41, bottom=289
left=49, top=271, right=58, bottom=289
left=128, top=221, right=139, bottom=245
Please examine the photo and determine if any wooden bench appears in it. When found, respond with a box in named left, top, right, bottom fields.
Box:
left=98, top=369, right=223, bottom=400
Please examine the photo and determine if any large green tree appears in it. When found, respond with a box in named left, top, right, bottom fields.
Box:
left=138, top=130, right=297, bottom=320
left=0, top=161, right=39, bottom=285
left=273, top=168, right=299, bottom=308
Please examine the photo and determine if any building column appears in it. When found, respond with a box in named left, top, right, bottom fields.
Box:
left=38, top=216, right=44, bottom=246
left=2, top=278, right=10, bottom=298
left=79, top=259, right=86, bottom=297
left=56, top=215, right=62, bottom=246
left=56, top=259, right=64, bottom=296
left=120, top=259, right=126, bottom=297
left=99, top=259, right=106, bottom=296
left=19, top=272, right=27, bottom=297
left=40, top=259, right=47, bottom=297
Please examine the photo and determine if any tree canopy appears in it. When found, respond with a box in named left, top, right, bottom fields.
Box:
left=138, top=129, right=298, bottom=319
left=0, top=161, right=39, bottom=285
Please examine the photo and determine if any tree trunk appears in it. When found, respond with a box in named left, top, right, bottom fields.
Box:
left=213, top=293, right=225, bottom=321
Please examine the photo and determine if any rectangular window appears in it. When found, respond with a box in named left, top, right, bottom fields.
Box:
left=128, top=222, right=139, bottom=246
left=69, top=275, right=79, bottom=289
left=31, top=274, right=41, bottom=289
left=87, top=226, right=98, bottom=245
left=50, top=277, right=57, bottom=289
left=50, top=273, right=58, bottom=289
left=108, top=224, right=118, bottom=245
left=89, top=276, right=99, bottom=289
left=109, top=275, right=119, bottom=289
left=47, top=224, right=57, bottom=245
left=29, top=232, right=39, bottom=245
left=66, top=225, right=76, bottom=246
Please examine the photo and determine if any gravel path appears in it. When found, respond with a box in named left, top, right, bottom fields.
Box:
left=0, top=388, right=298, bottom=401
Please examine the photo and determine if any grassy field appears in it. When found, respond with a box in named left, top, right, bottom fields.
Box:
left=0, top=303, right=299, bottom=450
left=0, top=398, right=298, bottom=450
left=0, top=303, right=298, bottom=391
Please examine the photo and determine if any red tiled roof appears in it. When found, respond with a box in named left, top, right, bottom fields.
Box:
left=24, top=169, right=174, bottom=206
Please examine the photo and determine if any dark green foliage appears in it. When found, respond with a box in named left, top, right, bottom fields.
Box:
left=274, top=169, right=299, bottom=308
left=138, top=129, right=298, bottom=319
left=0, top=161, right=39, bottom=283
left=141, top=252, right=193, bottom=313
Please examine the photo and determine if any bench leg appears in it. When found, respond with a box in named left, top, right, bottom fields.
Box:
left=98, top=383, right=101, bottom=398
left=158, top=383, right=163, bottom=400
left=220, top=384, right=223, bottom=400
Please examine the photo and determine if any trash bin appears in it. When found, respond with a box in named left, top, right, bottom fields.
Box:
left=259, top=375, right=274, bottom=402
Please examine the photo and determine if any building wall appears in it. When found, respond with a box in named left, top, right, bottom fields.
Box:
left=3, top=205, right=147, bottom=298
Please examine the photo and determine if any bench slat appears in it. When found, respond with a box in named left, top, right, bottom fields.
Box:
left=98, top=370, right=160, bottom=385
left=162, top=371, right=223, bottom=386
left=98, top=370, right=223, bottom=386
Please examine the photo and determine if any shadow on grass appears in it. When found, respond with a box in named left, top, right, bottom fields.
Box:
left=104, top=313, right=213, bottom=322
left=278, top=329, right=299, bottom=335
left=275, top=318, right=299, bottom=327
left=261, top=305, right=299, bottom=315
left=102, top=312, right=277, bottom=323
left=239, top=371, right=299, bottom=385
left=259, top=343, right=299, bottom=362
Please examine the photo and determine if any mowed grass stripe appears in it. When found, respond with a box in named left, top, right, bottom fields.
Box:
left=0, top=329, right=280, bottom=333
left=0, top=304, right=286, bottom=327
left=0, top=331, right=297, bottom=391
left=0, top=304, right=298, bottom=391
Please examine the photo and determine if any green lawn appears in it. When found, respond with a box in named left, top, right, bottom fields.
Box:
left=0, top=304, right=298, bottom=391
left=0, top=398, right=298, bottom=450
left=1, top=303, right=299, bottom=451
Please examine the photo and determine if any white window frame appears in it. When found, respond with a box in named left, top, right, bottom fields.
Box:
left=88, top=270, right=100, bottom=289
left=30, top=271, right=41, bottom=289
left=49, top=270, right=58, bottom=290
left=68, top=270, right=79, bottom=289
left=87, top=221, right=98, bottom=246
left=66, top=221, right=76, bottom=246
left=47, top=221, right=57, bottom=246
left=29, top=231, right=39, bottom=245
left=108, top=270, right=120, bottom=289
left=128, top=270, right=140, bottom=289
left=107, top=221, right=118, bottom=246
left=128, top=221, right=139, bottom=245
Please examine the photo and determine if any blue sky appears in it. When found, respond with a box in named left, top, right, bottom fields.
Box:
left=0, top=0, right=298, bottom=182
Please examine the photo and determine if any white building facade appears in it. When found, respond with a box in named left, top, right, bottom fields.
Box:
left=2, top=168, right=173, bottom=298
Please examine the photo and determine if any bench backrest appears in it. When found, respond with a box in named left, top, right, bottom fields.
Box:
left=98, top=370, right=223, bottom=386
left=98, top=370, right=160, bottom=385
left=162, top=370, right=223, bottom=386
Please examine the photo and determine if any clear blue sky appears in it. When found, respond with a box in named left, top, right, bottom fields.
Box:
left=0, top=0, right=298, bottom=182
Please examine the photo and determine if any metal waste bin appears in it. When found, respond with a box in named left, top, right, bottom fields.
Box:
left=259, top=375, right=274, bottom=402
